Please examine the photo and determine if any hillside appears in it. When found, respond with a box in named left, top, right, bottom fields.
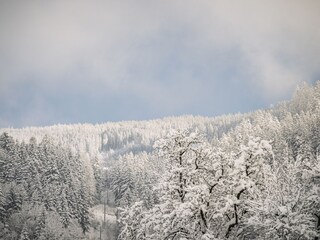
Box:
left=1, top=114, right=248, bottom=160
left=0, top=82, right=320, bottom=239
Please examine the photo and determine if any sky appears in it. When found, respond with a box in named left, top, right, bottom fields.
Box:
left=0, top=0, right=320, bottom=128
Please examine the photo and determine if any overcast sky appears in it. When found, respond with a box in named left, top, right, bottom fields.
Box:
left=0, top=0, right=319, bottom=128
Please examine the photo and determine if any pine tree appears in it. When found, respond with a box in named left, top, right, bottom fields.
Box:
left=4, top=185, right=22, bottom=217
left=58, top=186, right=71, bottom=228
left=0, top=149, right=11, bottom=182
left=0, top=134, right=17, bottom=182
left=19, top=224, right=30, bottom=240
left=0, top=186, right=6, bottom=223
left=34, top=207, right=46, bottom=239
left=77, top=182, right=90, bottom=234
left=0, top=132, right=16, bottom=154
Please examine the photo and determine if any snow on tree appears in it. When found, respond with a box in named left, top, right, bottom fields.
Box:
left=0, top=81, right=320, bottom=239
left=0, top=185, right=5, bottom=223
left=245, top=155, right=320, bottom=239
left=118, top=130, right=219, bottom=239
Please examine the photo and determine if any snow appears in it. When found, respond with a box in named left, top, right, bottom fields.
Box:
left=90, top=204, right=116, bottom=223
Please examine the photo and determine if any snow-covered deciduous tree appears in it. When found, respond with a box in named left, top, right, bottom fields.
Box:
left=0, top=81, right=320, bottom=239
left=118, top=201, right=147, bottom=240
left=222, top=137, right=273, bottom=238
left=242, top=151, right=320, bottom=239
left=118, top=130, right=219, bottom=239
left=117, top=131, right=279, bottom=239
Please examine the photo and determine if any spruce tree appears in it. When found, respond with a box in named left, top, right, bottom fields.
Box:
left=0, top=186, right=6, bottom=223
left=77, top=182, right=90, bottom=234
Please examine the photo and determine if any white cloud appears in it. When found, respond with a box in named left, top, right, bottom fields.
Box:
left=0, top=0, right=320, bottom=126
left=177, top=0, right=320, bottom=99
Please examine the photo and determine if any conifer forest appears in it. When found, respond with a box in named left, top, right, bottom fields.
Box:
left=0, top=82, right=320, bottom=239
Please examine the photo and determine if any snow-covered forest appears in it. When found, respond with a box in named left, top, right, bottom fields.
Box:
left=1, top=82, right=320, bottom=239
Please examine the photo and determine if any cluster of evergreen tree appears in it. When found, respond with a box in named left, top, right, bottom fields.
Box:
left=115, top=82, right=320, bottom=239
left=1, top=81, right=319, bottom=239
left=3, top=112, right=246, bottom=160
left=0, top=134, right=95, bottom=239
left=109, top=152, right=161, bottom=208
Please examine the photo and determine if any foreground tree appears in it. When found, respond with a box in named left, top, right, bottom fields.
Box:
left=119, top=130, right=223, bottom=239
left=244, top=154, right=320, bottom=239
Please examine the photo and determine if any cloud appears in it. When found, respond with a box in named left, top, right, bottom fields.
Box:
left=178, top=0, right=320, bottom=98
left=0, top=0, right=319, bottom=127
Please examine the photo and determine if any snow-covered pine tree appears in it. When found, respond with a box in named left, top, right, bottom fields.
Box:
left=77, top=181, right=90, bottom=234
left=4, top=184, right=23, bottom=217
left=0, top=132, right=16, bottom=154
left=19, top=223, right=30, bottom=240
left=0, top=185, right=5, bottom=223
left=57, top=185, right=71, bottom=228
left=0, top=133, right=17, bottom=182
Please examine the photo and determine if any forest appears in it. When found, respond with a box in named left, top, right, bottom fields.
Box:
left=1, top=82, right=320, bottom=239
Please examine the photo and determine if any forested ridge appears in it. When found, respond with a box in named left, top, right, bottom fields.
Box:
left=1, top=82, right=320, bottom=239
